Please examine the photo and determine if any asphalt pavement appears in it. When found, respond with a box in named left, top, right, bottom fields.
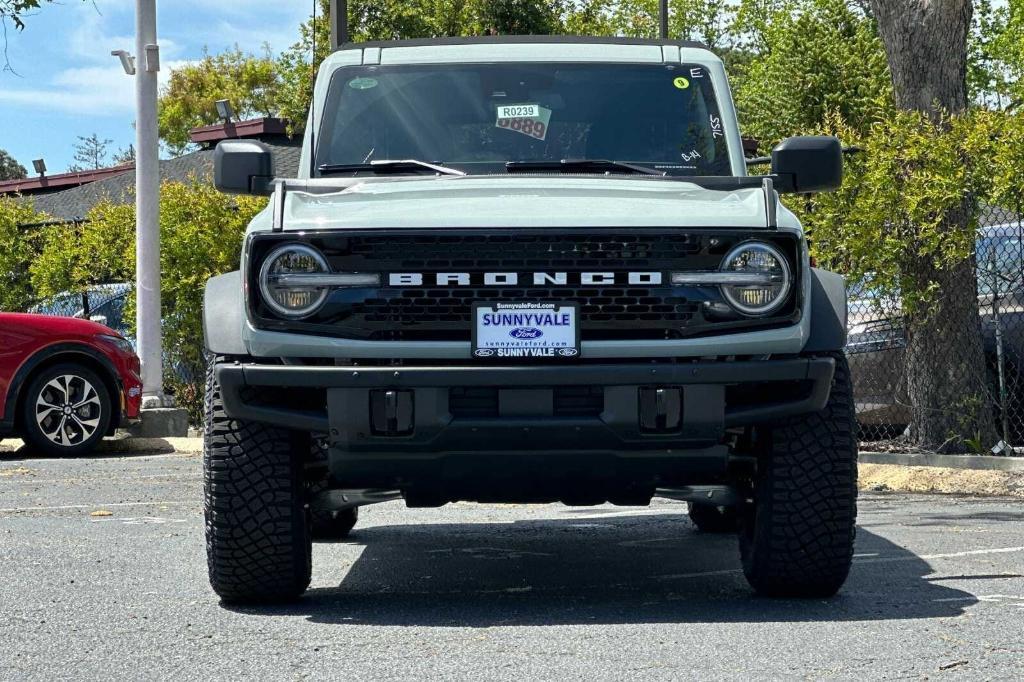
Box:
left=2, top=442, right=1023, bottom=680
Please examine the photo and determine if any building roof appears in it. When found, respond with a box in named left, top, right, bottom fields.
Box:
left=0, top=164, right=135, bottom=196
left=12, top=119, right=301, bottom=223
left=187, top=117, right=291, bottom=146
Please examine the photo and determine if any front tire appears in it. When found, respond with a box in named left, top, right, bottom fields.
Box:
left=204, top=360, right=312, bottom=603
left=20, top=363, right=112, bottom=457
left=739, top=352, right=858, bottom=598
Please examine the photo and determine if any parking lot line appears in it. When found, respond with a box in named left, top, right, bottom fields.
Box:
left=0, top=500, right=195, bottom=513
left=858, top=546, right=1024, bottom=563
left=654, top=545, right=1024, bottom=581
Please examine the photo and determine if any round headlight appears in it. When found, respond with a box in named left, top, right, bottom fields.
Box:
left=719, top=242, right=792, bottom=316
left=258, top=244, right=330, bottom=318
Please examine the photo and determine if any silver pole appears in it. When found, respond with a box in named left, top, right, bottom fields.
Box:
left=135, top=0, right=164, bottom=407
left=989, top=252, right=1010, bottom=445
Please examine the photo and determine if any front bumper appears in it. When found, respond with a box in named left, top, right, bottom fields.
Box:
left=218, top=356, right=833, bottom=450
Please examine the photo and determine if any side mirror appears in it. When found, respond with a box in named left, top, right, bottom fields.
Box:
left=771, top=136, right=842, bottom=194
left=214, top=140, right=274, bottom=196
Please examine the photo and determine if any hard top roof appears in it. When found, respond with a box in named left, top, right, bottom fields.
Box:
left=336, top=35, right=711, bottom=52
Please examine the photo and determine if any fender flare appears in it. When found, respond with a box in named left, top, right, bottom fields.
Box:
left=2, top=342, right=122, bottom=435
left=203, top=271, right=248, bottom=357
left=804, top=267, right=848, bottom=353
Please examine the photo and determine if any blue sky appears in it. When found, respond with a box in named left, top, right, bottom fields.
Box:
left=0, top=0, right=311, bottom=174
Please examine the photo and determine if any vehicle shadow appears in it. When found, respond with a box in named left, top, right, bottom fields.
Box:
left=227, top=511, right=979, bottom=626
left=0, top=436, right=178, bottom=461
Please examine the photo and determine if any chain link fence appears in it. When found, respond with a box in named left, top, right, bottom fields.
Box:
left=846, top=204, right=1024, bottom=454
left=26, top=283, right=133, bottom=335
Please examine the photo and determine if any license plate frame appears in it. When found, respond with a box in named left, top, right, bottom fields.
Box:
left=471, top=302, right=580, bottom=359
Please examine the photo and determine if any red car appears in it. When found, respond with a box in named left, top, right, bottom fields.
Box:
left=0, top=313, right=143, bottom=456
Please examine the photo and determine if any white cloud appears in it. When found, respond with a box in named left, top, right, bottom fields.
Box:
left=0, top=0, right=300, bottom=119
left=0, top=59, right=192, bottom=116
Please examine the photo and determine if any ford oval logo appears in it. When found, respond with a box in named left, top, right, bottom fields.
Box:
left=509, top=327, right=544, bottom=340
left=474, top=348, right=495, bottom=357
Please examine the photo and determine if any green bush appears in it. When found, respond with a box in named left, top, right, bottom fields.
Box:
left=0, top=197, right=47, bottom=311
left=27, top=180, right=266, bottom=425
left=794, top=109, right=1024, bottom=311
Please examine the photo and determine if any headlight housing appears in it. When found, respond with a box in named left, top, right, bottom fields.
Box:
left=718, top=242, right=792, bottom=316
left=96, top=334, right=135, bottom=354
left=259, top=244, right=331, bottom=318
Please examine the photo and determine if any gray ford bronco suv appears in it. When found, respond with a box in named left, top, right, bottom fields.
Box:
left=203, top=36, right=854, bottom=603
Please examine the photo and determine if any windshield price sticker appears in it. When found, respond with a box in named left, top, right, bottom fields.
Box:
left=496, top=104, right=552, bottom=141
left=497, top=104, right=539, bottom=119
left=472, top=302, right=580, bottom=359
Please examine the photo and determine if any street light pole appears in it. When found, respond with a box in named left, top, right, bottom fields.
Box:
left=659, top=0, right=669, bottom=39
left=135, top=0, right=164, bottom=407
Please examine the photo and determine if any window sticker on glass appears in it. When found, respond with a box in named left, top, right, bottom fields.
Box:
left=348, top=77, right=378, bottom=90
left=496, top=103, right=552, bottom=141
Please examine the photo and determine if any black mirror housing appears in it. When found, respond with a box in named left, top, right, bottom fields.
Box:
left=771, top=136, right=842, bottom=194
left=214, top=140, right=274, bottom=196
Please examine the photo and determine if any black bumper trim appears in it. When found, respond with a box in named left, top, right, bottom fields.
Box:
left=216, top=357, right=835, bottom=433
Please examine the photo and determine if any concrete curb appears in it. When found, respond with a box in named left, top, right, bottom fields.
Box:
left=859, top=451, right=1024, bottom=472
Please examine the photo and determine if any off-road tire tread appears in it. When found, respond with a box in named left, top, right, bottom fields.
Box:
left=204, top=358, right=312, bottom=603
left=740, top=352, right=858, bottom=598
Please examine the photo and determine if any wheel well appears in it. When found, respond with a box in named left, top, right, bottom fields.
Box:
left=13, top=350, right=122, bottom=436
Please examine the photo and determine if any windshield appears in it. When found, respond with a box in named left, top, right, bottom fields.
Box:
left=315, top=62, right=732, bottom=176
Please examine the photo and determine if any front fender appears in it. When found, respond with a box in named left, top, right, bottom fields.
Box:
left=203, top=271, right=248, bottom=357
left=803, top=267, right=848, bottom=352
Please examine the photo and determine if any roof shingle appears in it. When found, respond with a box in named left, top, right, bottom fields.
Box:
left=22, top=138, right=301, bottom=223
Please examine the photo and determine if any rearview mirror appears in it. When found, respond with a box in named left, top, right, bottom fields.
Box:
left=771, top=136, right=842, bottom=194
left=214, top=140, right=274, bottom=196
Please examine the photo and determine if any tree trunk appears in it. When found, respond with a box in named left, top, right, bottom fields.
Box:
left=869, top=0, right=972, bottom=119
left=869, top=0, right=996, bottom=450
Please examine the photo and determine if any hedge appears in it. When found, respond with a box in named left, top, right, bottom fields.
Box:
left=19, top=180, right=266, bottom=425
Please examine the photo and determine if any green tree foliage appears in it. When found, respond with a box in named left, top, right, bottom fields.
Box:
left=26, top=182, right=265, bottom=423
left=157, top=47, right=281, bottom=156
left=798, top=112, right=991, bottom=307
left=112, top=144, right=136, bottom=166
left=0, top=0, right=83, bottom=30
left=0, top=148, right=27, bottom=180
left=476, top=0, right=562, bottom=34
left=0, top=196, right=45, bottom=311
left=595, top=0, right=735, bottom=47
left=970, top=0, right=1024, bottom=110
left=733, top=0, right=892, bottom=144
left=69, top=133, right=113, bottom=172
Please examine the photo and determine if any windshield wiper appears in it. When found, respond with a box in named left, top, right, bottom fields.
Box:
left=318, top=159, right=466, bottom=176
left=505, top=159, right=665, bottom=176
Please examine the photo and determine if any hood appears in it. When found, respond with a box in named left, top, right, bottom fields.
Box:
left=274, top=176, right=785, bottom=231
left=0, top=312, right=120, bottom=337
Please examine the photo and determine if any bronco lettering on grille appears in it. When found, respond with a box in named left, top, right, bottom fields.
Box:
left=388, top=272, right=663, bottom=286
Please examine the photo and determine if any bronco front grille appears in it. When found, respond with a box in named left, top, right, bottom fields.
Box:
left=347, top=233, right=702, bottom=269
left=248, top=230, right=801, bottom=341
left=358, top=287, right=699, bottom=340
